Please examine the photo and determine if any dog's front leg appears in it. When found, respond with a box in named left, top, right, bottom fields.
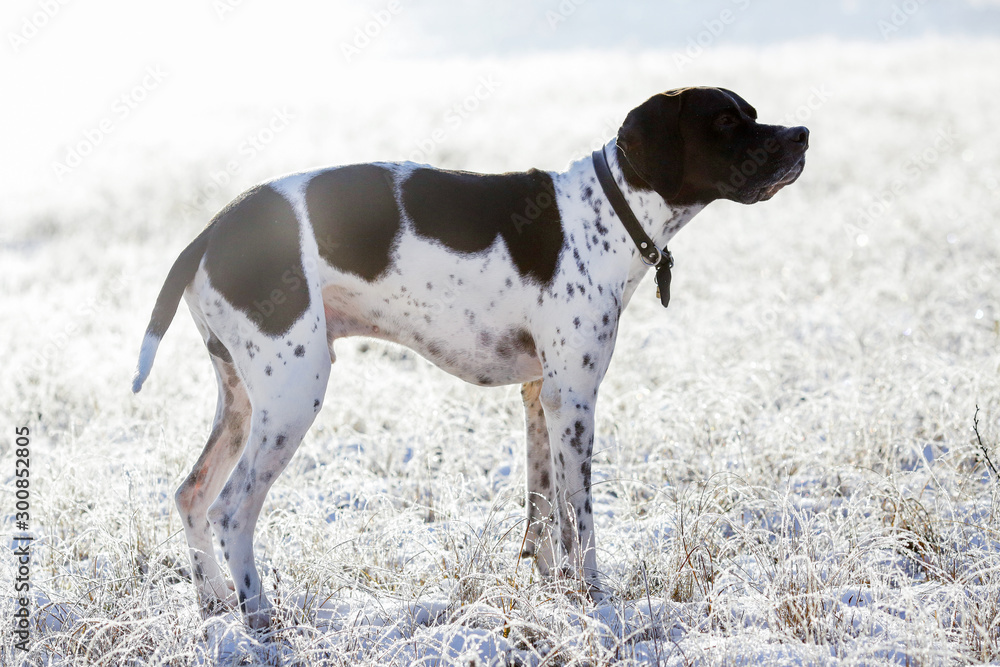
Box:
left=535, top=332, right=614, bottom=600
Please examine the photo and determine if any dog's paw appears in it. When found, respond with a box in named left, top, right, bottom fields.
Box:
left=246, top=608, right=273, bottom=632
left=198, top=579, right=238, bottom=618
left=199, top=593, right=237, bottom=619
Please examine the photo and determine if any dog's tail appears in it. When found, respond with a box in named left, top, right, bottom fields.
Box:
left=132, top=227, right=212, bottom=393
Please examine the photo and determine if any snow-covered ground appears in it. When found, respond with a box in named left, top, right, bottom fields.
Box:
left=2, top=17, right=1000, bottom=667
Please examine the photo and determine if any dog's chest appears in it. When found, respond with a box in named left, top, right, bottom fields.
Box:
left=318, top=236, right=546, bottom=386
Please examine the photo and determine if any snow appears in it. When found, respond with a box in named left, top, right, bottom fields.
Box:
left=2, top=6, right=1000, bottom=665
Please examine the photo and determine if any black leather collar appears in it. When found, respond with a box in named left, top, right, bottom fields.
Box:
left=591, top=146, right=674, bottom=307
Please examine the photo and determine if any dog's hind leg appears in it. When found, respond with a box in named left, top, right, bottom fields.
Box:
left=206, top=314, right=331, bottom=630
left=175, top=321, right=252, bottom=615
left=520, top=379, right=558, bottom=577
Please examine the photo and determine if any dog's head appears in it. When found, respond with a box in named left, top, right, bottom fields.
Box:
left=616, top=87, right=808, bottom=206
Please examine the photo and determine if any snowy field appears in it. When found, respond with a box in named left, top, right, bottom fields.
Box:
left=3, top=10, right=1000, bottom=666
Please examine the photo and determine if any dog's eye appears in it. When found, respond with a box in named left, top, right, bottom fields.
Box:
left=715, top=114, right=739, bottom=130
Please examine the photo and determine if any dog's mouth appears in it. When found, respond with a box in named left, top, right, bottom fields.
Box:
left=757, top=157, right=805, bottom=202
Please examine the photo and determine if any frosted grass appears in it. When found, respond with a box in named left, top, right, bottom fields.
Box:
left=2, top=38, right=999, bottom=665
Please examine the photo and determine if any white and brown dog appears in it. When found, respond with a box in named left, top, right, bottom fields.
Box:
left=133, top=87, right=808, bottom=628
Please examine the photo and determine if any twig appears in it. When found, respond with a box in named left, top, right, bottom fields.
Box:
left=974, top=405, right=998, bottom=480
left=640, top=561, right=663, bottom=667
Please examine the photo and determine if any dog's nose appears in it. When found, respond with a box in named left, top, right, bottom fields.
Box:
left=787, top=126, right=809, bottom=148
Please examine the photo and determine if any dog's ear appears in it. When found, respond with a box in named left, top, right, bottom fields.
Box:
left=616, top=90, right=685, bottom=200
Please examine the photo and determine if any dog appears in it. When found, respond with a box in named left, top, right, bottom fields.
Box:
left=132, top=86, right=808, bottom=628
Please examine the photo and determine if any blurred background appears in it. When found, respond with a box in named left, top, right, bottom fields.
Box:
left=3, top=0, right=999, bottom=221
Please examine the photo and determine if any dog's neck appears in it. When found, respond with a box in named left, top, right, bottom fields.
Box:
left=589, top=139, right=704, bottom=304
left=602, top=139, right=703, bottom=250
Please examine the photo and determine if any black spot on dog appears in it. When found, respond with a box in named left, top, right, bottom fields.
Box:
left=264, top=364, right=272, bottom=376
left=314, top=398, right=320, bottom=409
left=514, top=328, right=535, bottom=356
left=540, top=469, right=550, bottom=488
left=594, top=214, right=609, bottom=236
left=206, top=335, right=232, bottom=362
left=294, top=345, right=305, bottom=357
left=570, top=420, right=587, bottom=453
left=237, top=590, right=246, bottom=611
left=221, top=515, right=230, bottom=530
left=244, top=574, right=251, bottom=589
left=224, top=550, right=230, bottom=561
left=275, top=434, right=287, bottom=449
left=306, top=164, right=402, bottom=282
left=204, top=185, right=309, bottom=337
left=401, top=167, right=564, bottom=284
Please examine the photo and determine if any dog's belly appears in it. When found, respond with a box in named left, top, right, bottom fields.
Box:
left=322, top=283, right=543, bottom=387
